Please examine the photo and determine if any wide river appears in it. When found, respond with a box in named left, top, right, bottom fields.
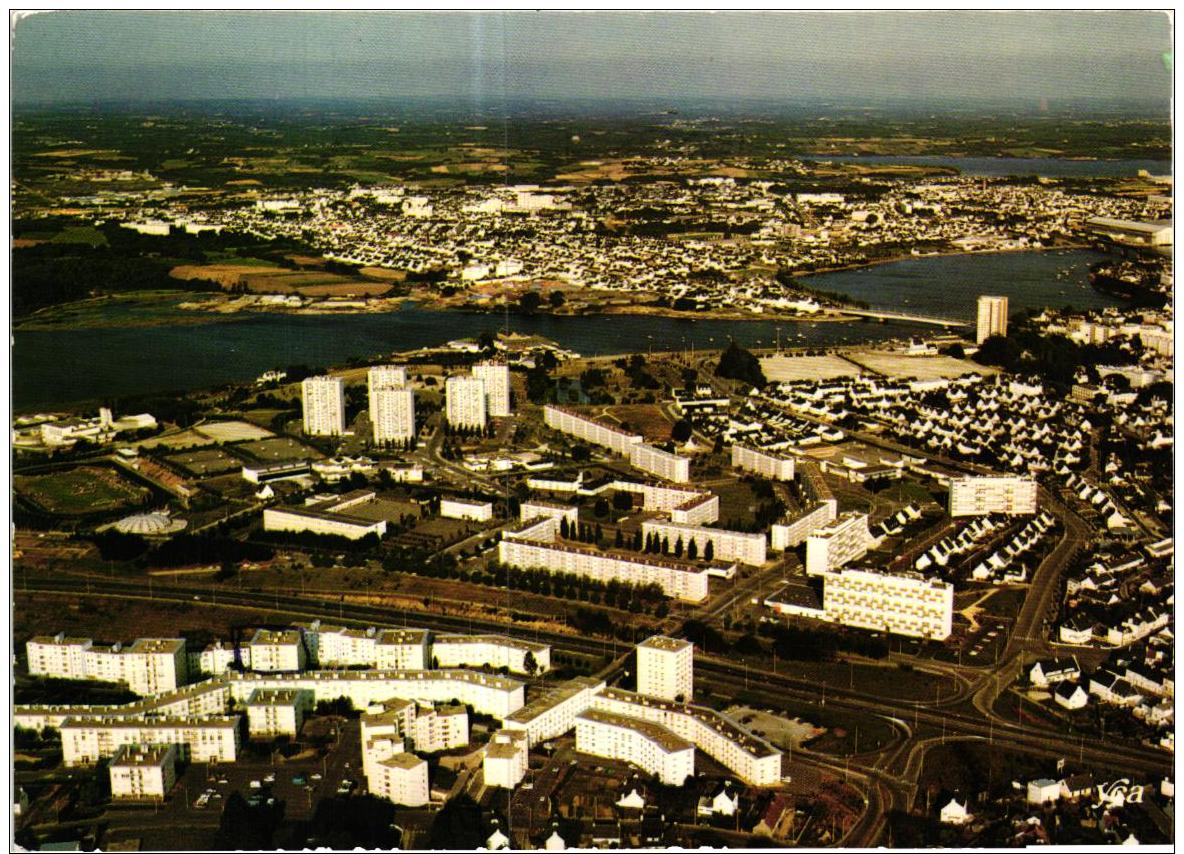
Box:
left=12, top=248, right=1124, bottom=410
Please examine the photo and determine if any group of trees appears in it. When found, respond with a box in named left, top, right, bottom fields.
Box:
left=974, top=325, right=1138, bottom=390
left=714, top=341, right=767, bottom=387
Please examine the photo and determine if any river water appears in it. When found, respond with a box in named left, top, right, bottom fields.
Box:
left=804, top=155, right=1171, bottom=178
left=12, top=248, right=1126, bottom=410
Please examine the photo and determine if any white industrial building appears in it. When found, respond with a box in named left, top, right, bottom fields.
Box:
left=498, top=517, right=713, bottom=602
left=629, top=444, right=691, bottom=484
left=263, top=490, right=387, bottom=540
left=636, top=636, right=694, bottom=702
left=302, top=375, right=346, bottom=436
left=732, top=444, right=795, bottom=481
left=446, top=375, right=488, bottom=429
left=108, top=743, right=178, bottom=801
left=976, top=295, right=1009, bottom=344
left=948, top=476, right=1038, bottom=517
left=805, top=513, right=873, bottom=575
left=575, top=709, right=694, bottom=786
left=472, top=362, right=512, bottom=417
left=640, top=519, right=767, bottom=566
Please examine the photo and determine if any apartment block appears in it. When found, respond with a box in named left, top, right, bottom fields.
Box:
left=822, top=568, right=954, bottom=640
left=976, top=295, right=1009, bottom=344
left=246, top=630, right=306, bottom=673
left=439, top=498, right=494, bottom=522
left=374, top=629, right=430, bottom=671
left=472, top=362, right=512, bottom=417
left=302, top=375, right=346, bottom=436
left=629, top=444, right=691, bottom=484
left=370, top=387, right=416, bottom=445
left=446, top=375, right=487, bottom=429
left=501, top=677, right=606, bottom=747
left=519, top=500, right=579, bottom=527
left=484, top=729, right=530, bottom=789
left=640, top=519, right=767, bottom=566
left=636, top=636, right=694, bottom=702
left=771, top=501, right=838, bottom=551
left=543, top=405, right=643, bottom=456
left=805, top=513, right=873, bottom=575
left=244, top=688, right=314, bottom=739
left=61, top=715, right=241, bottom=766
left=590, top=688, right=783, bottom=787
left=369, top=752, right=429, bottom=807
left=948, top=476, right=1038, bottom=517
left=25, top=634, right=187, bottom=697
left=109, top=743, right=178, bottom=801
left=499, top=518, right=713, bottom=602
left=430, top=634, right=550, bottom=675
left=731, top=444, right=795, bottom=481
left=575, top=709, right=694, bottom=786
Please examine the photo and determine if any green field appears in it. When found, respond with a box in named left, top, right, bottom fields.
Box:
left=15, top=466, right=150, bottom=515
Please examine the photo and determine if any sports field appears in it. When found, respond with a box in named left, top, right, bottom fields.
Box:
left=15, top=466, right=150, bottom=515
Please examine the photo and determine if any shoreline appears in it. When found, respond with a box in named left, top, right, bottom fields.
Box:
left=11, top=243, right=1097, bottom=332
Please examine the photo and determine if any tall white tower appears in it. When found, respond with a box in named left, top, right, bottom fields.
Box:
left=471, top=362, right=511, bottom=418
left=976, top=295, right=1009, bottom=344
left=636, top=636, right=693, bottom=702
left=369, top=366, right=413, bottom=445
left=302, top=376, right=346, bottom=436
left=446, top=376, right=487, bottom=430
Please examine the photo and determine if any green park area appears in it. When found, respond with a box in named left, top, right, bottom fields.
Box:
left=15, top=466, right=150, bottom=516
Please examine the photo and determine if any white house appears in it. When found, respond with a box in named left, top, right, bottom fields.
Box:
left=939, top=797, right=972, bottom=825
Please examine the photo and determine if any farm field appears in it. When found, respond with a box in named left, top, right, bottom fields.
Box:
left=845, top=350, right=998, bottom=380
left=761, top=353, right=862, bottom=382
left=15, top=466, right=150, bottom=515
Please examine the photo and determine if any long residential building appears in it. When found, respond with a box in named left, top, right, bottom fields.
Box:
left=590, top=688, right=783, bottom=787
left=771, top=501, right=838, bottom=551
left=224, top=669, right=525, bottom=720
left=26, top=633, right=188, bottom=697
left=61, top=715, right=242, bottom=766
left=302, top=375, right=346, bottom=436
left=501, top=677, right=606, bottom=747
left=731, top=444, right=796, bottom=481
left=948, top=476, right=1038, bottom=517
left=640, top=519, right=767, bottom=566
left=575, top=709, right=694, bottom=786
left=805, top=512, right=873, bottom=575
left=823, top=568, right=954, bottom=640
left=431, top=634, right=551, bottom=675
left=498, top=517, right=713, bottom=602
left=628, top=444, right=691, bottom=484
left=543, top=405, right=643, bottom=456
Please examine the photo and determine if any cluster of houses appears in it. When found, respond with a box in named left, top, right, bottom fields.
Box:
left=107, top=156, right=1156, bottom=317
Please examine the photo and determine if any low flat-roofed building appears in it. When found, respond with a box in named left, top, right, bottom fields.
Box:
left=575, top=709, right=694, bottom=786
left=263, top=490, right=387, bottom=541
left=109, top=743, right=178, bottom=801
left=439, top=498, right=494, bottom=522
left=1086, top=217, right=1172, bottom=248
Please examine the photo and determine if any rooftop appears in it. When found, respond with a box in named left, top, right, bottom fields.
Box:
left=637, top=636, right=693, bottom=653
left=577, top=709, right=693, bottom=754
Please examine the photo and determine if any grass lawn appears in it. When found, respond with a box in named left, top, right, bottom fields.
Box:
left=15, top=466, right=149, bottom=515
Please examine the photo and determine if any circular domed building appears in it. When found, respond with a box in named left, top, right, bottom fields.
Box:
left=113, top=512, right=188, bottom=538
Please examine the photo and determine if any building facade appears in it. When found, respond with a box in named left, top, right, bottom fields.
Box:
left=976, top=295, right=1009, bottom=344
left=805, top=513, right=873, bottom=575
left=472, top=362, right=512, bottom=417
left=636, top=636, right=694, bottom=702
left=948, top=476, right=1038, bottom=517
left=628, top=444, right=691, bottom=484
left=302, top=376, right=346, bottom=436
left=575, top=710, right=694, bottom=786
left=370, top=387, right=416, bottom=446
left=731, top=444, right=796, bottom=481
left=445, top=375, right=488, bottom=429
left=108, top=743, right=178, bottom=801
left=543, top=405, right=643, bottom=456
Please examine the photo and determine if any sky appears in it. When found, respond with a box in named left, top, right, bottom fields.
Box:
left=10, top=10, right=1174, bottom=106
